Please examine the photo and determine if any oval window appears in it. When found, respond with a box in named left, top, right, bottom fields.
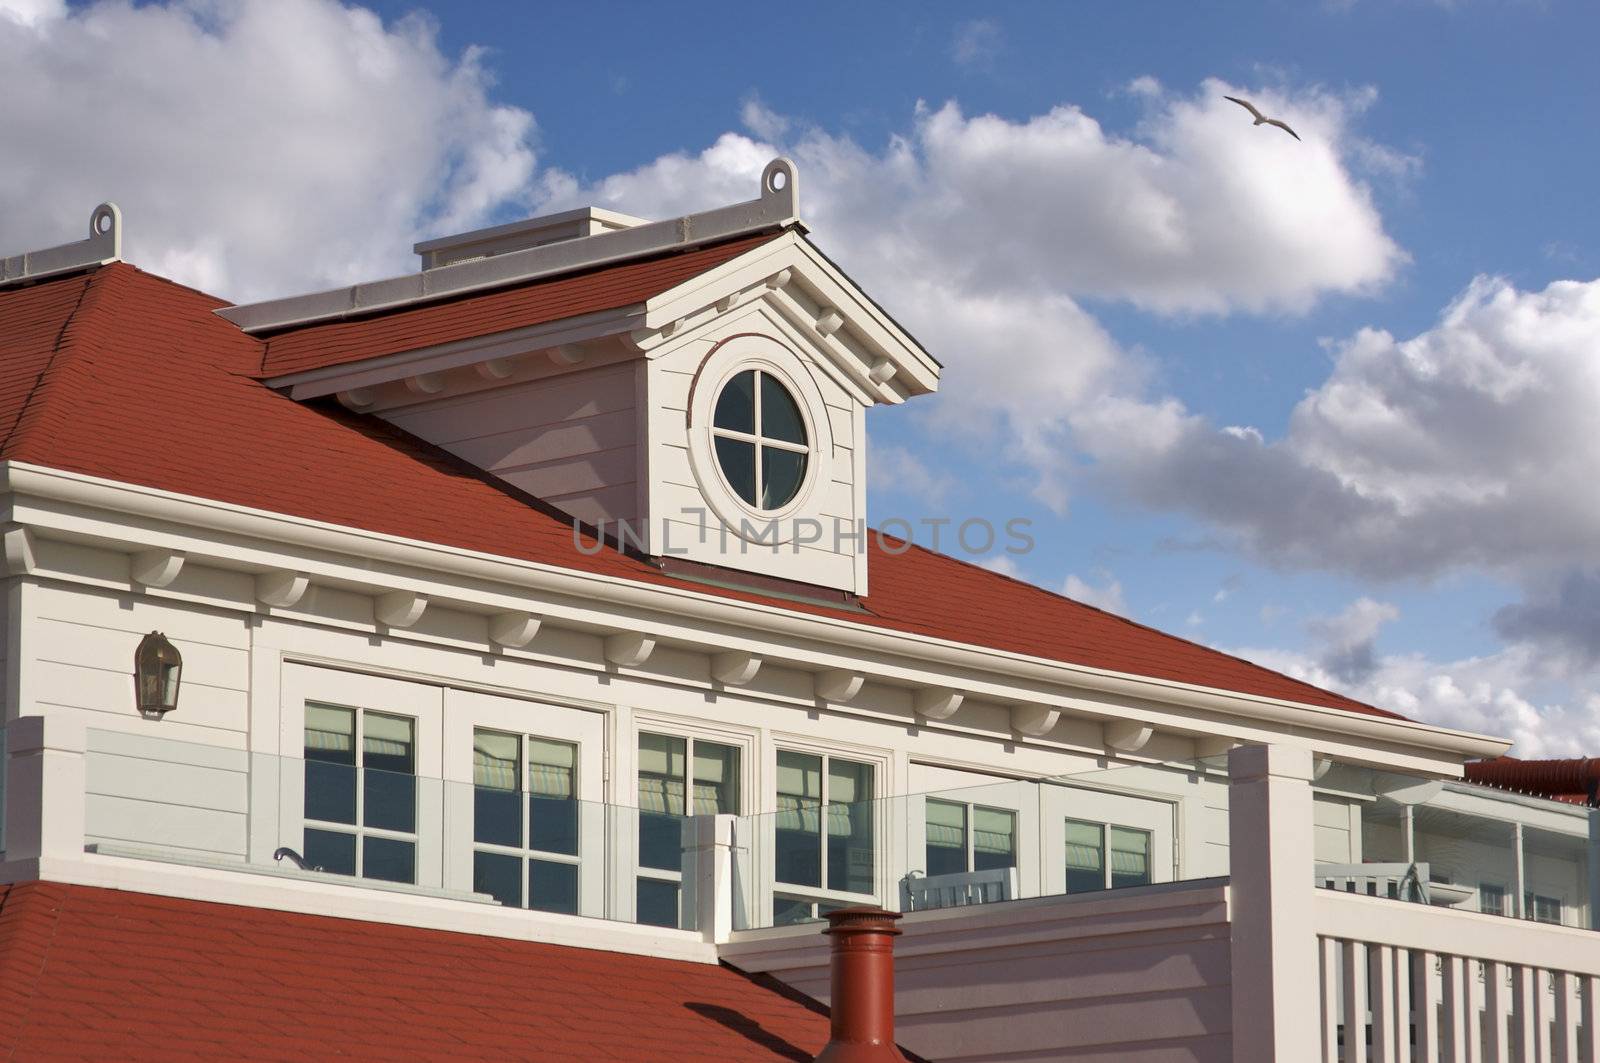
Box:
left=711, top=369, right=811, bottom=510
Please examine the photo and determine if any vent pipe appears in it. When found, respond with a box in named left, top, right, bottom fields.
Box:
left=814, top=907, right=908, bottom=1063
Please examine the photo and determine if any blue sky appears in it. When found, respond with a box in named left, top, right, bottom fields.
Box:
left=3, top=0, right=1599, bottom=752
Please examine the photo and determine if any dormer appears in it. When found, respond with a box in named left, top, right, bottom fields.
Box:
left=237, top=160, right=940, bottom=598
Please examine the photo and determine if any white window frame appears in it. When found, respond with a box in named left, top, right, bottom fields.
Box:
left=767, top=746, right=883, bottom=924
left=279, top=664, right=444, bottom=888
left=627, top=715, right=756, bottom=929
left=1061, top=816, right=1156, bottom=893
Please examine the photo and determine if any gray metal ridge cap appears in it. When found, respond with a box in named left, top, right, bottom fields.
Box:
left=218, top=157, right=802, bottom=334
left=411, top=205, right=649, bottom=255
left=0, top=203, right=123, bottom=289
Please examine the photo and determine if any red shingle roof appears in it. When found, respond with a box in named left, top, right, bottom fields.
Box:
left=0, top=261, right=1394, bottom=720
left=0, top=881, right=830, bottom=1061
left=260, top=232, right=782, bottom=377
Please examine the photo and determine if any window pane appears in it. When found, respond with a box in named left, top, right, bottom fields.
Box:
left=637, top=878, right=680, bottom=929
left=529, top=861, right=579, bottom=916
left=1479, top=884, right=1506, bottom=916
left=828, top=760, right=875, bottom=894
left=1065, top=819, right=1105, bottom=893
left=529, top=794, right=579, bottom=856
left=693, top=741, right=740, bottom=816
left=638, top=733, right=686, bottom=817
left=363, top=712, right=414, bottom=774
left=364, top=766, right=416, bottom=834
left=1109, top=827, right=1151, bottom=889
left=972, top=807, right=1016, bottom=873
left=304, top=828, right=356, bottom=877
left=474, top=850, right=522, bottom=908
left=776, top=751, right=822, bottom=888
left=363, top=836, right=415, bottom=884
left=305, top=704, right=355, bottom=763
left=474, top=730, right=521, bottom=847
left=528, top=738, right=576, bottom=798
left=760, top=447, right=807, bottom=509
left=772, top=895, right=817, bottom=927
left=714, top=436, right=757, bottom=506
left=925, top=800, right=967, bottom=877
left=713, top=369, right=756, bottom=434
left=759, top=372, right=807, bottom=445
left=305, top=704, right=356, bottom=824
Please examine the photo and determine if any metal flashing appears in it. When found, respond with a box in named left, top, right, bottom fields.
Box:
left=0, top=203, right=123, bottom=288
left=219, top=158, right=804, bottom=334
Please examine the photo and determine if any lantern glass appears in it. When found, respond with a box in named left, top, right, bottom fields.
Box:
left=135, top=631, right=182, bottom=718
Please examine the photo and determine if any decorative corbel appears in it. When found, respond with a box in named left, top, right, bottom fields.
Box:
left=255, top=570, right=310, bottom=608
left=130, top=549, right=185, bottom=589
left=1104, top=720, right=1155, bottom=753
left=604, top=632, right=656, bottom=667
left=1011, top=703, right=1060, bottom=737
left=711, top=651, right=762, bottom=686
left=814, top=669, right=864, bottom=703
left=913, top=688, right=963, bottom=721
left=374, top=590, right=427, bottom=629
left=488, top=611, right=542, bottom=649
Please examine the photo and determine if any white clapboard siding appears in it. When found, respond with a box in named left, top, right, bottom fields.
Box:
left=382, top=362, right=641, bottom=525
left=83, top=729, right=250, bottom=859
left=724, top=881, right=1233, bottom=1063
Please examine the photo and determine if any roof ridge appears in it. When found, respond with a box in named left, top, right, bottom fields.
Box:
left=0, top=269, right=100, bottom=459
left=881, top=534, right=1390, bottom=717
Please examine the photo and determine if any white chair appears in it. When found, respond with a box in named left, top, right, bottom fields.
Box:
left=899, top=867, right=1019, bottom=912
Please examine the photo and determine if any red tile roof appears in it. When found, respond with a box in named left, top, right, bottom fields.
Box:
left=0, top=881, right=830, bottom=1061
left=0, top=261, right=1395, bottom=720
left=260, top=232, right=783, bottom=377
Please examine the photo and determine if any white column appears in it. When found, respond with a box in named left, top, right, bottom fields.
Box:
left=1587, top=808, right=1599, bottom=931
left=1514, top=821, right=1527, bottom=919
left=2, top=713, right=87, bottom=865
left=1228, top=743, right=1320, bottom=1063
left=680, top=813, right=743, bottom=943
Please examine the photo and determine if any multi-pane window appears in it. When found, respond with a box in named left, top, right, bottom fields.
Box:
left=773, top=752, right=875, bottom=925
left=1525, top=892, right=1564, bottom=925
left=1479, top=883, right=1507, bottom=916
left=636, top=732, right=740, bottom=928
left=304, top=704, right=417, bottom=883
left=711, top=369, right=810, bottom=510
left=471, top=729, right=580, bottom=914
left=924, top=799, right=1016, bottom=878
left=1064, top=818, right=1152, bottom=893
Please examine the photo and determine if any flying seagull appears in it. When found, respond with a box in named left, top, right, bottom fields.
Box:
left=1224, top=96, right=1301, bottom=141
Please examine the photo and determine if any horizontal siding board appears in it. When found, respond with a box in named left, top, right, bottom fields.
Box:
left=85, top=793, right=247, bottom=857
left=31, top=658, right=248, bottom=732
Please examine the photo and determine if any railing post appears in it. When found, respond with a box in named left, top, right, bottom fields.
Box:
left=1587, top=808, right=1599, bottom=931
left=2, top=713, right=86, bottom=864
left=681, top=813, right=742, bottom=943
left=1228, top=743, right=1319, bottom=1063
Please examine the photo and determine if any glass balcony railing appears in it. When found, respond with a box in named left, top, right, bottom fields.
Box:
left=730, top=758, right=1232, bottom=931
left=79, top=727, right=705, bottom=932
left=1315, top=761, right=1596, bottom=930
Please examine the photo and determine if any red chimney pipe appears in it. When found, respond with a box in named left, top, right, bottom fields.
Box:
left=814, top=906, right=908, bottom=1063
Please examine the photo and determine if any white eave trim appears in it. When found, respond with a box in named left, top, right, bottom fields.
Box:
left=0, top=460, right=1511, bottom=766
left=218, top=159, right=805, bottom=334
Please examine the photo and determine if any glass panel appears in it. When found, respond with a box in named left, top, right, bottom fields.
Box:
left=362, top=712, right=415, bottom=833
left=828, top=760, right=875, bottom=894
left=529, top=861, right=579, bottom=916
left=304, top=828, right=356, bottom=877
left=760, top=447, right=807, bottom=509
left=474, top=850, right=522, bottom=908
left=693, top=741, right=740, bottom=816
left=773, top=895, right=817, bottom=927
left=363, top=836, right=415, bottom=884
left=305, top=705, right=356, bottom=825
left=527, top=738, right=575, bottom=799
left=528, top=737, right=578, bottom=856
left=972, top=807, right=1016, bottom=873
left=639, top=733, right=686, bottom=871
left=529, top=794, right=579, bottom=857
left=636, top=878, right=680, bottom=929
left=759, top=372, right=807, bottom=445
left=776, top=751, right=823, bottom=888
left=925, top=799, right=968, bottom=876
left=714, top=436, right=757, bottom=506
left=1064, top=819, right=1106, bottom=893
left=473, top=730, right=521, bottom=847
left=1110, top=826, right=1151, bottom=889
left=713, top=369, right=756, bottom=434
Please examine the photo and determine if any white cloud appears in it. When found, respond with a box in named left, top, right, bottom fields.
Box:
left=0, top=0, right=536, bottom=300
left=1100, top=276, right=1600, bottom=581
left=1238, top=641, right=1600, bottom=758
left=1063, top=571, right=1128, bottom=616
left=869, top=443, right=957, bottom=506
left=1306, top=596, right=1400, bottom=683
left=950, top=19, right=1002, bottom=69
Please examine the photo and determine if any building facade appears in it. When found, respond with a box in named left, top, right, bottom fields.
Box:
left=0, top=162, right=1596, bottom=1061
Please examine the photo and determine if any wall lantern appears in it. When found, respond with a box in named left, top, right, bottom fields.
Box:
left=134, top=631, right=182, bottom=719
